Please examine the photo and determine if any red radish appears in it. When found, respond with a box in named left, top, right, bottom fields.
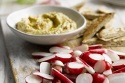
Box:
left=105, top=49, right=120, bottom=62
left=103, top=69, right=112, bottom=76
left=103, top=54, right=112, bottom=64
left=33, top=72, right=54, bottom=80
left=51, top=68, right=73, bottom=83
left=49, top=46, right=73, bottom=53
left=25, top=74, right=43, bottom=83
left=108, top=73, right=125, bottom=83
left=92, top=73, right=109, bottom=83
left=65, top=62, right=84, bottom=75
left=52, top=60, right=64, bottom=67
left=38, top=55, right=56, bottom=62
left=64, top=74, right=77, bottom=82
left=112, top=59, right=125, bottom=70
left=89, top=48, right=106, bottom=55
left=53, top=65, right=63, bottom=73
left=76, top=73, right=93, bottom=83
left=72, top=44, right=89, bottom=52
left=40, top=62, right=50, bottom=74
left=55, top=53, right=72, bottom=63
left=89, top=44, right=102, bottom=50
left=94, top=60, right=111, bottom=73
left=111, top=50, right=125, bottom=59
left=113, top=67, right=125, bottom=73
left=32, top=52, right=53, bottom=59
left=80, top=51, right=104, bottom=66
left=75, top=57, right=95, bottom=74
left=71, top=50, right=82, bottom=57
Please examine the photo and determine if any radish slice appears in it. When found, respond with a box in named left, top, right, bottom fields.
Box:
left=89, top=44, right=102, bottom=50
left=65, top=62, right=84, bottom=75
left=103, top=69, right=112, bottom=76
left=40, top=62, right=50, bottom=74
left=106, top=50, right=120, bottom=62
left=71, top=50, right=82, bottom=57
left=55, top=53, right=72, bottom=63
left=53, top=65, right=63, bottom=73
left=103, top=54, right=112, bottom=64
left=38, top=55, right=56, bottom=62
left=108, top=73, right=125, bottom=83
left=111, top=50, right=125, bottom=59
left=76, top=73, right=93, bottom=83
left=33, top=72, right=54, bottom=80
left=52, top=68, right=73, bottom=83
left=92, top=73, right=109, bottom=83
left=49, top=46, right=73, bottom=53
left=76, top=57, right=95, bottom=74
left=112, top=59, right=125, bottom=70
left=113, top=67, right=125, bottom=73
left=25, top=74, right=43, bottom=83
left=72, top=44, right=89, bottom=52
left=89, top=49, right=106, bottom=54
left=32, top=52, right=53, bottom=59
left=52, top=60, right=64, bottom=66
left=64, top=74, right=77, bottom=82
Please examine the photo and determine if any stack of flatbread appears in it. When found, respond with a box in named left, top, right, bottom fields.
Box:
left=61, top=5, right=125, bottom=47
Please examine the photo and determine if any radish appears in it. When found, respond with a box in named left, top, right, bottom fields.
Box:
left=51, top=68, right=73, bottom=83
left=92, top=73, right=109, bottom=83
left=71, top=50, right=82, bottom=57
left=55, top=53, right=72, bottom=63
left=72, top=44, right=89, bottom=52
left=113, top=67, right=125, bottom=73
left=89, top=48, right=106, bottom=55
left=53, top=65, right=63, bottom=73
left=76, top=73, right=93, bottom=83
left=112, top=59, right=125, bottom=70
left=65, top=62, right=84, bottom=75
left=80, top=51, right=104, bottom=66
left=33, top=72, right=54, bottom=80
left=103, top=69, right=112, bottom=76
left=52, top=60, right=64, bottom=67
left=105, top=50, right=120, bottom=62
left=75, top=57, right=95, bottom=74
left=32, top=52, right=53, bottom=59
left=103, top=54, right=112, bottom=64
left=111, top=50, right=125, bottom=59
left=40, top=62, right=50, bottom=74
left=108, top=73, right=125, bottom=83
left=49, top=46, right=73, bottom=53
left=89, top=44, right=102, bottom=50
left=38, top=55, right=56, bottom=62
left=25, top=74, right=43, bottom=83
left=64, top=74, right=77, bottom=82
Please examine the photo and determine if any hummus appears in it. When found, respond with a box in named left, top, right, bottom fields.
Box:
left=16, top=12, right=77, bottom=35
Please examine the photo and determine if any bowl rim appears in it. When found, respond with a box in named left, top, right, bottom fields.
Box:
left=6, top=5, right=86, bottom=37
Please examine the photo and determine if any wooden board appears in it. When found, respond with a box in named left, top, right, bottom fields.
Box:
left=1, top=18, right=125, bottom=83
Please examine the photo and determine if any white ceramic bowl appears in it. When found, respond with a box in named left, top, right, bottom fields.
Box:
left=7, top=5, right=86, bottom=45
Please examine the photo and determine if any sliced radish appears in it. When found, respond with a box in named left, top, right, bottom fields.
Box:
left=40, top=62, right=50, bottom=74
left=64, top=74, right=77, bottom=82
left=33, top=72, right=54, bottom=80
left=112, top=59, right=125, bottom=70
left=65, top=62, right=84, bottom=75
left=51, top=68, right=73, bottom=83
left=76, top=73, right=93, bottom=83
left=53, top=65, right=63, bottom=73
left=113, top=67, right=125, bottom=73
left=103, top=69, right=112, bottom=76
left=72, top=44, right=89, bottom=52
left=108, top=73, right=125, bottom=83
left=55, top=53, right=72, bottom=63
left=49, top=46, right=73, bottom=53
left=75, top=57, right=95, bottom=74
left=32, top=52, right=53, bottom=59
left=25, top=74, right=43, bottom=83
left=111, top=50, right=125, bottom=59
left=52, top=60, right=64, bottom=67
left=89, top=44, right=102, bottom=50
left=80, top=51, right=104, bottom=66
left=71, top=50, right=82, bottom=57
left=105, top=49, right=120, bottom=62
left=89, top=48, right=106, bottom=55
left=92, top=73, right=109, bottom=83
left=38, top=55, right=56, bottom=62
left=103, top=54, right=112, bottom=64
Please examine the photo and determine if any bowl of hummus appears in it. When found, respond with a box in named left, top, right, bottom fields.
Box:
left=7, top=5, right=86, bottom=45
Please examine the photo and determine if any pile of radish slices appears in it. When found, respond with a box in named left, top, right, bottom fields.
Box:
left=26, top=44, right=125, bottom=83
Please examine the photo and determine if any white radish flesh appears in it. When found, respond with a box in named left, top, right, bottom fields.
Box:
left=108, top=73, right=125, bottom=83
left=40, top=62, right=50, bottom=74
left=112, top=59, right=125, bottom=70
left=49, top=46, right=73, bottom=53
left=33, top=72, right=54, bottom=80
left=38, top=55, right=55, bottom=62
left=72, top=50, right=82, bottom=57
left=103, top=69, right=112, bottom=76
left=76, top=73, right=93, bottom=83
left=25, top=74, right=42, bottom=83
left=52, top=60, right=64, bottom=66
left=103, top=54, right=112, bottom=64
